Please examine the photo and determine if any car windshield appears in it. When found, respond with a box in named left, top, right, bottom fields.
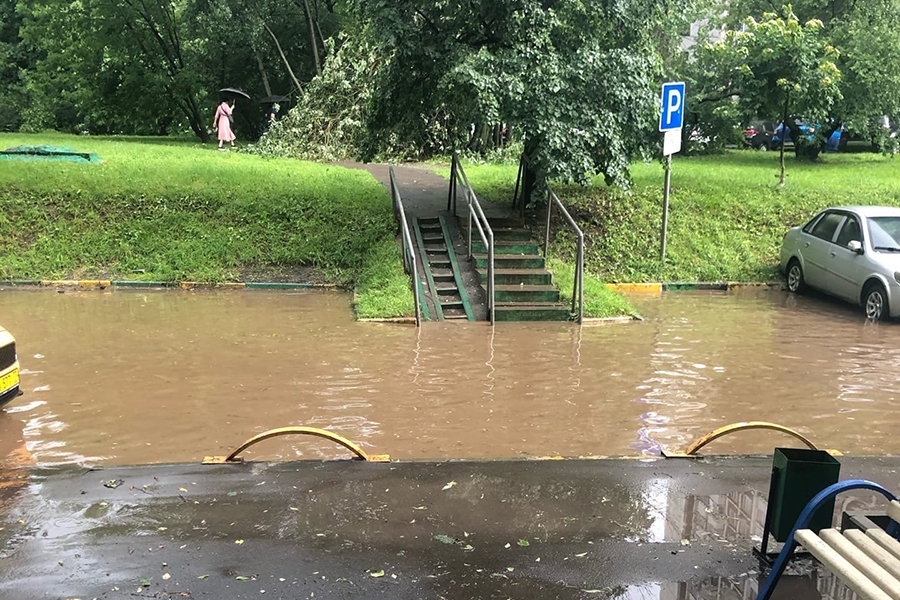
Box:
left=867, top=217, right=900, bottom=252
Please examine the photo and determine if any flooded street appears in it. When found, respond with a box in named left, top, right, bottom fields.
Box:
left=1, top=287, right=899, bottom=467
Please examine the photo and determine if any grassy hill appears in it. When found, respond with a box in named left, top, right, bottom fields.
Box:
left=0, top=133, right=412, bottom=317
left=449, top=151, right=900, bottom=283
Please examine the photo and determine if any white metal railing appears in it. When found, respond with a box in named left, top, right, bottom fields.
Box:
left=389, top=167, right=422, bottom=326
left=513, top=154, right=584, bottom=323
left=447, top=154, right=495, bottom=324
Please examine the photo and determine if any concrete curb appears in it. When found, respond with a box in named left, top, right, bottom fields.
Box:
left=0, top=280, right=341, bottom=290
left=357, top=317, right=418, bottom=324
left=607, top=281, right=783, bottom=294
left=582, top=315, right=643, bottom=326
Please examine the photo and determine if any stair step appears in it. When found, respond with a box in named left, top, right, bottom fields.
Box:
left=484, top=218, right=525, bottom=229
left=430, top=261, right=452, bottom=268
left=440, top=300, right=465, bottom=308
left=477, top=268, right=552, bottom=286
left=489, top=284, right=560, bottom=303
left=474, top=254, right=545, bottom=269
left=437, top=287, right=458, bottom=294
left=432, top=274, right=455, bottom=281
left=495, top=302, right=572, bottom=322
left=461, top=226, right=533, bottom=242
left=472, top=241, right=540, bottom=255
left=444, top=314, right=470, bottom=320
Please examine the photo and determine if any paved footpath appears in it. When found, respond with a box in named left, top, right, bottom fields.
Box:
left=2, top=455, right=898, bottom=599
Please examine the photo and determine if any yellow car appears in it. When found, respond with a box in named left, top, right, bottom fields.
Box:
left=0, top=326, right=20, bottom=408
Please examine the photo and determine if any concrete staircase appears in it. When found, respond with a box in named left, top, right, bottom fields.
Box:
left=469, top=219, right=571, bottom=322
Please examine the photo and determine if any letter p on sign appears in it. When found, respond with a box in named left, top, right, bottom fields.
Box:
left=659, top=82, right=686, bottom=132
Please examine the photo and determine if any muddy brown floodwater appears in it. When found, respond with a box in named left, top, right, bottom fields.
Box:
left=1, top=287, right=899, bottom=467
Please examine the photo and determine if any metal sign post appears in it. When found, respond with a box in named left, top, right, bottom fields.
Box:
left=661, top=154, right=672, bottom=260
left=659, top=82, right=686, bottom=262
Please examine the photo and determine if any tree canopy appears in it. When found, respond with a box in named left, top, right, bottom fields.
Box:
left=5, top=0, right=344, bottom=138
left=685, top=0, right=900, bottom=153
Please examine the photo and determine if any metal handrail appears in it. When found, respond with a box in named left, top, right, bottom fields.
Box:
left=389, top=167, right=422, bottom=326
left=514, top=154, right=584, bottom=323
left=448, top=154, right=495, bottom=324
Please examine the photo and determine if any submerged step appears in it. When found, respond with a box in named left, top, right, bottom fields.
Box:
left=495, top=302, right=572, bottom=322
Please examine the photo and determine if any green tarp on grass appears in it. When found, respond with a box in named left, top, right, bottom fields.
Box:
left=0, top=145, right=101, bottom=163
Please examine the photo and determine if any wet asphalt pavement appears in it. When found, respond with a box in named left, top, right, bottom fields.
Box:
left=2, top=455, right=899, bottom=599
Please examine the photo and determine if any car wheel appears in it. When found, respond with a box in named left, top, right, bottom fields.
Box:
left=786, top=259, right=805, bottom=293
left=758, top=142, right=769, bottom=152
left=863, top=282, right=889, bottom=322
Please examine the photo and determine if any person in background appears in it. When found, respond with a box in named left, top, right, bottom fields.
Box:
left=265, top=103, right=280, bottom=130
left=213, top=99, right=236, bottom=151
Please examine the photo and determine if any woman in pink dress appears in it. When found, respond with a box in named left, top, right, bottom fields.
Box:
left=213, top=100, right=236, bottom=150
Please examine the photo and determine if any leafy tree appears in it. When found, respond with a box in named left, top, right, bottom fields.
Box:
left=349, top=0, right=677, bottom=194
left=720, top=0, right=900, bottom=151
left=691, top=7, right=841, bottom=184
left=13, top=0, right=342, bottom=139
left=0, top=0, right=36, bottom=132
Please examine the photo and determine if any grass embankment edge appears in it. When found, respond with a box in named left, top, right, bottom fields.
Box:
left=445, top=152, right=900, bottom=286
left=0, top=133, right=414, bottom=318
left=546, top=258, right=640, bottom=319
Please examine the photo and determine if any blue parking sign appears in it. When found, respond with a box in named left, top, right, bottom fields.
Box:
left=659, top=82, right=686, bottom=131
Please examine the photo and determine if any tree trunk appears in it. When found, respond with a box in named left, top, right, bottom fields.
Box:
left=303, top=0, right=322, bottom=76
left=468, top=122, right=482, bottom=151
left=254, top=50, right=273, bottom=97
left=522, top=138, right=540, bottom=209
left=264, top=23, right=304, bottom=94
left=182, top=97, right=211, bottom=143
left=779, top=92, right=790, bottom=187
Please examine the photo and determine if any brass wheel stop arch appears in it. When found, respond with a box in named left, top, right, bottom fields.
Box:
left=203, top=427, right=390, bottom=464
left=663, top=421, right=841, bottom=458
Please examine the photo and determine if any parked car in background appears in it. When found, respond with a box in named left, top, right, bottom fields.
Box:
left=746, top=121, right=843, bottom=152
left=0, top=326, right=20, bottom=408
left=781, top=207, right=900, bottom=321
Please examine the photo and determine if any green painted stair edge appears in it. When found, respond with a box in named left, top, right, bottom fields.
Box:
left=478, top=271, right=552, bottom=285
left=439, top=216, right=476, bottom=321
left=472, top=242, right=540, bottom=255
left=494, top=307, right=571, bottom=321
left=494, top=288, right=561, bottom=303
left=412, top=217, right=445, bottom=321
left=474, top=256, right=546, bottom=269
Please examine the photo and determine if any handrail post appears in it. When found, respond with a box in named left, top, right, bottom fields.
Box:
left=488, top=229, right=495, bottom=324
left=512, top=156, right=523, bottom=210
left=447, top=155, right=454, bottom=212
left=576, top=234, right=584, bottom=323
left=467, top=201, right=474, bottom=258
left=389, top=167, right=421, bottom=327
left=544, top=188, right=552, bottom=257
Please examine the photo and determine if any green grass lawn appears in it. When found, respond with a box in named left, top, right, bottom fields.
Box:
left=0, top=132, right=413, bottom=317
left=448, top=151, right=900, bottom=283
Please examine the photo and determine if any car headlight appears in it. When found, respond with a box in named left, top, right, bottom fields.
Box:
left=894, top=271, right=900, bottom=285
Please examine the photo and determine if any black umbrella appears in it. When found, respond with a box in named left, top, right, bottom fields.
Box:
left=218, top=88, right=251, bottom=101
left=260, top=95, right=289, bottom=104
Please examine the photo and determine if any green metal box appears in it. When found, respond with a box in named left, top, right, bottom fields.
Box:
left=769, top=448, right=841, bottom=541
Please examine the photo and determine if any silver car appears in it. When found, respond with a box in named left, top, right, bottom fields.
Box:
left=781, top=206, right=900, bottom=321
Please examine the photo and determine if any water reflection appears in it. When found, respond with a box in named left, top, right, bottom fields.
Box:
left=611, top=573, right=841, bottom=600
left=2, top=287, right=900, bottom=466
